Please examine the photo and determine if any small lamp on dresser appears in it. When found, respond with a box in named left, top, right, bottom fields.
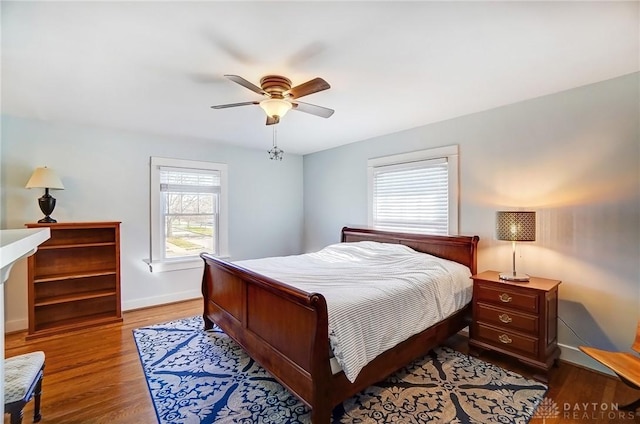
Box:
left=25, top=167, right=65, bottom=223
left=496, top=211, right=536, bottom=282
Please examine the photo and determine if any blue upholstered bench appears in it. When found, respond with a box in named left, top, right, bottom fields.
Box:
left=4, top=351, right=45, bottom=424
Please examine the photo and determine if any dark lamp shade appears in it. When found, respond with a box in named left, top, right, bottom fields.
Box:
left=496, top=211, right=536, bottom=242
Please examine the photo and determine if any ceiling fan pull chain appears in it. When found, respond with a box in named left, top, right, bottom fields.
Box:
left=268, top=125, right=284, bottom=161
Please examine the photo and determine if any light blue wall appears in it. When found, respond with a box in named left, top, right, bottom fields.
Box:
left=1, top=116, right=304, bottom=328
left=2, top=74, right=638, bottom=374
left=303, top=73, right=640, bottom=369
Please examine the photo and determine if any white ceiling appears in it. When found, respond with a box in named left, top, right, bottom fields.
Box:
left=2, top=1, right=638, bottom=155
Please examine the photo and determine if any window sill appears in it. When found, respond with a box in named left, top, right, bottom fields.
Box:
left=144, top=253, right=230, bottom=272
left=143, top=258, right=201, bottom=273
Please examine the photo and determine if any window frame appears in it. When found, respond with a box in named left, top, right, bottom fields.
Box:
left=147, top=157, right=229, bottom=272
left=367, top=145, right=459, bottom=235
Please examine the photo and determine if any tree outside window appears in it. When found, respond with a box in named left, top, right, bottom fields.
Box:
left=160, top=168, right=220, bottom=258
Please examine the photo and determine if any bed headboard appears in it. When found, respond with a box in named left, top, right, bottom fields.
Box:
left=341, top=227, right=479, bottom=275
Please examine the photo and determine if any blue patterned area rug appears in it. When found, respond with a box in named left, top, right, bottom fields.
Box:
left=133, top=316, right=547, bottom=423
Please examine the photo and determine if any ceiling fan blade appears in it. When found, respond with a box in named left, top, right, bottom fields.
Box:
left=287, top=77, right=330, bottom=99
left=291, top=101, right=334, bottom=118
left=266, top=115, right=280, bottom=125
left=210, top=101, right=259, bottom=109
left=224, top=74, right=267, bottom=96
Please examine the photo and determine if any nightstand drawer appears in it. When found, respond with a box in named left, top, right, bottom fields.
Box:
left=476, top=283, right=538, bottom=313
left=475, top=323, right=538, bottom=356
left=476, top=303, right=539, bottom=335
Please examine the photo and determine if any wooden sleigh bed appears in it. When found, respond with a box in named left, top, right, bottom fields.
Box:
left=200, top=227, right=479, bottom=423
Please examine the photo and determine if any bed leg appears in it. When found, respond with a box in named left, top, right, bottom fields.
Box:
left=311, top=406, right=332, bottom=424
left=203, top=314, right=213, bottom=330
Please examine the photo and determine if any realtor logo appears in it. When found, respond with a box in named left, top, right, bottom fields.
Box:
left=533, top=397, right=639, bottom=421
left=532, top=397, right=560, bottom=423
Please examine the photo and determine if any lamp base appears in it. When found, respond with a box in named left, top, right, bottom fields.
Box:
left=37, top=190, right=58, bottom=224
left=37, top=216, right=57, bottom=223
left=499, top=272, right=530, bottom=282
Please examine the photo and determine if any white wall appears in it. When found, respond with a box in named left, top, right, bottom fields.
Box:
left=1, top=116, right=304, bottom=331
left=303, top=73, right=640, bottom=371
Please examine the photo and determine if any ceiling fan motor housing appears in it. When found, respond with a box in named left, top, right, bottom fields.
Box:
left=260, top=75, right=292, bottom=99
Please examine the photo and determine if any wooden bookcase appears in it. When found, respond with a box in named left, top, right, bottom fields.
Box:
left=26, top=222, right=122, bottom=338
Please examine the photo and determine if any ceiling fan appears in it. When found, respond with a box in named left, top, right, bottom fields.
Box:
left=211, top=74, right=334, bottom=125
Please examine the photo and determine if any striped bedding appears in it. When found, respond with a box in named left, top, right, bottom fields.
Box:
left=234, top=241, right=472, bottom=383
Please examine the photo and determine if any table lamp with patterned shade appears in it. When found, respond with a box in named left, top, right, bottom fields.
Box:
left=496, top=211, right=536, bottom=282
left=25, top=167, right=65, bottom=223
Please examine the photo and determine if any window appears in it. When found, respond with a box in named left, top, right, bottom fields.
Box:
left=147, top=157, right=228, bottom=272
left=367, top=145, right=459, bottom=235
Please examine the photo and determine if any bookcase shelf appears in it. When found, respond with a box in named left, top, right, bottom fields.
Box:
left=34, top=270, right=117, bottom=283
left=34, top=289, right=117, bottom=307
left=38, top=242, right=116, bottom=250
left=31, top=313, right=121, bottom=336
left=26, top=222, right=122, bottom=338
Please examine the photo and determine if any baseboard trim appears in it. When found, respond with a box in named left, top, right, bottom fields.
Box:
left=558, top=342, right=615, bottom=377
left=122, top=290, right=201, bottom=312
left=5, top=318, right=28, bottom=333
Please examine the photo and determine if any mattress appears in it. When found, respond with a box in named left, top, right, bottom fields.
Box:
left=234, top=241, right=472, bottom=382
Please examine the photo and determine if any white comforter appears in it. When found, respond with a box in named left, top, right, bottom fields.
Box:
left=234, top=241, right=472, bottom=383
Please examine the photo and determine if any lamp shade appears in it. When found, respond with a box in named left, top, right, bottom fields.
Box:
left=259, top=98, right=292, bottom=118
left=25, top=167, right=65, bottom=190
left=496, top=211, right=535, bottom=241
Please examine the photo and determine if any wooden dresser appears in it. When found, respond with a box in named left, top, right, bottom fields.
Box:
left=469, top=270, right=561, bottom=381
left=26, top=222, right=122, bottom=338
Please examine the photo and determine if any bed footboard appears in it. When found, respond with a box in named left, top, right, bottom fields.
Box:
left=200, top=253, right=333, bottom=419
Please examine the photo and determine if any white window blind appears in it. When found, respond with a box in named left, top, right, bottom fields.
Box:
left=160, top=168, right=221, bottom=193
left=367, top=145, right=459, bottom=235
left=372, top=158, right=449, bottom=234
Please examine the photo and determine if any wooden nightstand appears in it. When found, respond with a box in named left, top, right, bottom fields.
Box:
left=469, top=270, right=561, bottom=382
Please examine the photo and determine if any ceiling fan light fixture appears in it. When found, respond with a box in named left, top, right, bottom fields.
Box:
left=259, top=98, right=292, bottom=119
left=212, top=75, right=333, bottom=125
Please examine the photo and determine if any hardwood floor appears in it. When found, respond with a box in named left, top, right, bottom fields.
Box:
left=4, top=299, right=202, bottom=424
left=5, top=299, right=639, bottom=423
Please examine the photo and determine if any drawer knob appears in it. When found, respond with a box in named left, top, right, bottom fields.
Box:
left=499, top=293, right=512, bottom=303
left=498, top=334, right=513, bottom=344
left=499, top=313, right=513, bottom=324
